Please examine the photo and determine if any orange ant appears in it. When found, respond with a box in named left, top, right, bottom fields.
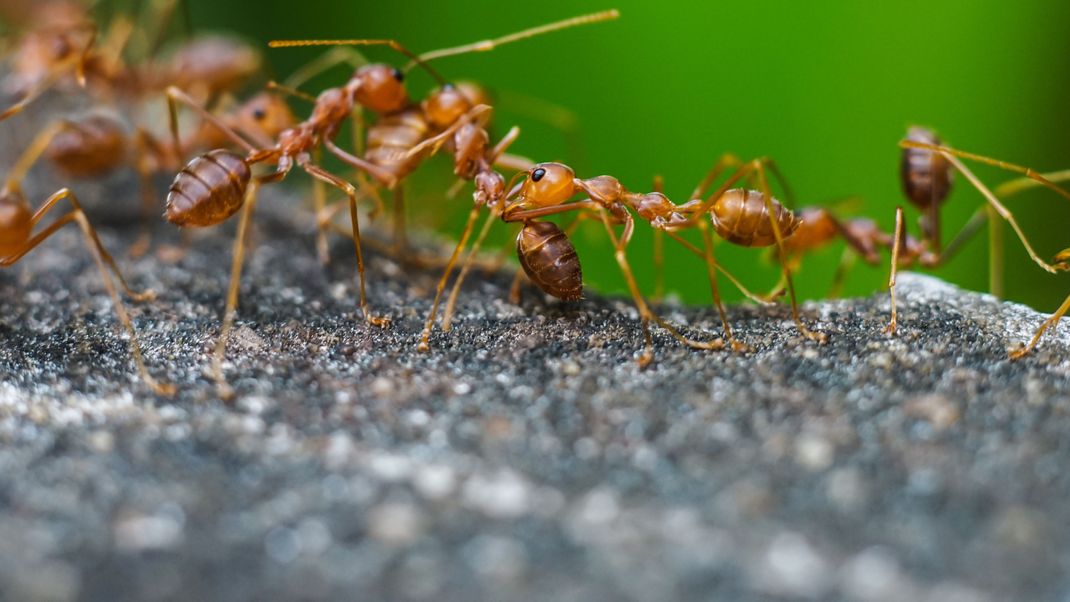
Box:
left=418, top=153, right=822, bottom=365
left=0, top=126, right=173, bottom=395
left=267, top=10, right=619, bottom=261
left=883, top=127, right=1070, bottom=335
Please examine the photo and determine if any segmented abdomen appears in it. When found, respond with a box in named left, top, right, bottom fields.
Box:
left=364, top=108, right=430, bottom=181
left=516, top=221, right=583, bottom=301
left=165, top=150, right=250, bottom=227
left=710, top=188, right=800, bottom=247
left=901, top=126, right=952, bottom=208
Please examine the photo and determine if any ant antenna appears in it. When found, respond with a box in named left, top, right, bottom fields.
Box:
left=266, top=80, right=317, bottom=103
left=269, top=38, right=447, bottom=86
left=410, top=9, right=620, bottom=69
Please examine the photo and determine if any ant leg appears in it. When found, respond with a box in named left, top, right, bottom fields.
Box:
left=698, top=220, right=748, bottom=352
left=690, top=153, right=744, bottom=199
left=0, top=27, right=97, bottom=121
left=883, top=207, right=905, bottom=335
left=283, top=46, right=370, bottom=90
left=166, top=86, right=257, bottom=159
left=754, top=162, right=826, bottom=342
left=4, top=120, right=67, bottom=189
left=662, top=230, right=774, bottom=306
left=441, top=211, right=497, bottom=331
left=321, top=136, right=398, bottom=188
left=598, top=210, right=724, bottom=368
left=988, top=204, right=1004, bottom=298
left=419, top=206, right=481, bottom=352
left=994, top=169, right=1070, bottom=199
left=652, top=175, right=666, bottom=302
left=936, top=151, right=1062, bottom=274
left=1010, top=293, right=1070, bottom=360
left=300, top=161, right=389, bottom=327
left=128, top=128, right=167, bottom=258
left=404, top=105, right=494, bottom=160
left=210, top=177, right=265, bottom=398
left=827, top=248, right=857, bottom=298
left=2, top=189, right=173, bottom=395
left=311, top=147, right=330, bottom=265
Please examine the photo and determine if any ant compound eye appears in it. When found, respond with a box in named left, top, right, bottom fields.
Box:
left=392, top=68, right=404, bottom=81
left=252, top=108, right=266, bottom=120
left=531, top=168, right=546, bottom=182
left=443, top=82, right=455, bottom=90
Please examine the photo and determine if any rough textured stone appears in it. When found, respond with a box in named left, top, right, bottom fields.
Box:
left=1, top=181, right=1069, bottom=601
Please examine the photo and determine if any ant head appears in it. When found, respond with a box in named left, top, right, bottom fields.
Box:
left=352, top=64, right=408, bottom=113
left=423, top=83, right=473, bottom=129
left=453, top=81, right=493, bottom=108
left=512, top=163, right=576, bottom=207
left=236, top=92, right=296, bottom=140
left=0, top=187, right=32, bottom=256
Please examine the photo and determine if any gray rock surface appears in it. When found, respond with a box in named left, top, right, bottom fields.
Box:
left=2, top=188, right=1070, bottom=601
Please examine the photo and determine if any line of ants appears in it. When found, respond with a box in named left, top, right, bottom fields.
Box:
left=2, top=4, right=1070, bottom=399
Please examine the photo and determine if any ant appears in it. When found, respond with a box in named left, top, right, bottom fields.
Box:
left=884, top=126, right=1070, bottom=334
left=0, top=127, right=173, bottom=395
left=267, top=10, right=619, bottom=262
left=420, top=154, right=823, bottom=366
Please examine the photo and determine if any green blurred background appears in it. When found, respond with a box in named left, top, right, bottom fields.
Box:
left=183, top=0, right=1070, bottom=311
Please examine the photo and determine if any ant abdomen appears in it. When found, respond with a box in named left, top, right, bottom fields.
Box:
left=901, top=126, right=952, bottom=208
left=516, top=220, right=583, bottom=301
left=46, top=115, right=126, bottom=177
left=710, top=188, right=800, bottom=247
left=165, top=150, right=250, bottom=227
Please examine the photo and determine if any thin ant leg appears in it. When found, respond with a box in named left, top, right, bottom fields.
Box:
left=690, top=153, right=744, bottom=199
left=282, top=46, right=370, bottom=90
left=697, top=219, right=748, bottom=352
left=441, top=211, right=497, bottom=331
left=419, top=206, right=481, bottom=352
left=936, top=151, right=1061, bottom=274
left=311, top=147, right=330, bottom=264
left=994, top=169, right=1070, bottom=199
left=404, top=104, right=494, bottom=160
left=2, top=189, right=172, bottom=395
left=661, top=230, right=773, bottom=306
left=211, top=174, right=266, bottom=398
left=299, top=160, right=389, bottom=327
left=269, top=39, right=446, bottom=86
left=166, top=86, right=258, bottom=160
left=754, top=162, right=826, bottom=342
left=883, top=207, right=905, bottom=335
left=1011, top=291, right=1070, bottom=360
left=321, top=136, right=398, bottom=188
left=5, top=120, right=67, bottom=188
left=0, top=25, right=97, bottom=121
left=597, top=208, right=724, bottom=368
left=652, top=175, right=666, bottom=302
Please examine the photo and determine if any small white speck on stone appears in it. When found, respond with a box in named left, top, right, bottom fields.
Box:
left=370, top=377, right=393, bottom=397
left=366, top=452, right=413, bottom=482
left=367, top=502, right=425, bottom=545
left=413, top=464, right=457, bottom=500
left=462, top=470, right=530, bottom=519
left=840, top=547, right=903, bottom=601
left=757, top=532, right=831, bottom=598
left=795, top=434, right=834, bottom=471
left=114, top=513, right=184, bottom=552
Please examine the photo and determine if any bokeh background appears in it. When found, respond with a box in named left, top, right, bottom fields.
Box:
left=186, top=0, right=1070, bottom=310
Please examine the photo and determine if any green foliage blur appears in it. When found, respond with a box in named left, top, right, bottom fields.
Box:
left=185, top=0, right=1070, bottom=311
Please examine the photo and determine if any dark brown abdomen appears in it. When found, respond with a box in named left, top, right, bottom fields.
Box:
left=165, top=150, right=250, bottom=227
left=901, top=126, right=952, bottom=208
left=46, top=115, right=126, bottom=177
left=516, top=221, right=582, bottom=301
left=364, top=108, right=430, bottom=181
left=710, top=188, right=800, bottom=247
